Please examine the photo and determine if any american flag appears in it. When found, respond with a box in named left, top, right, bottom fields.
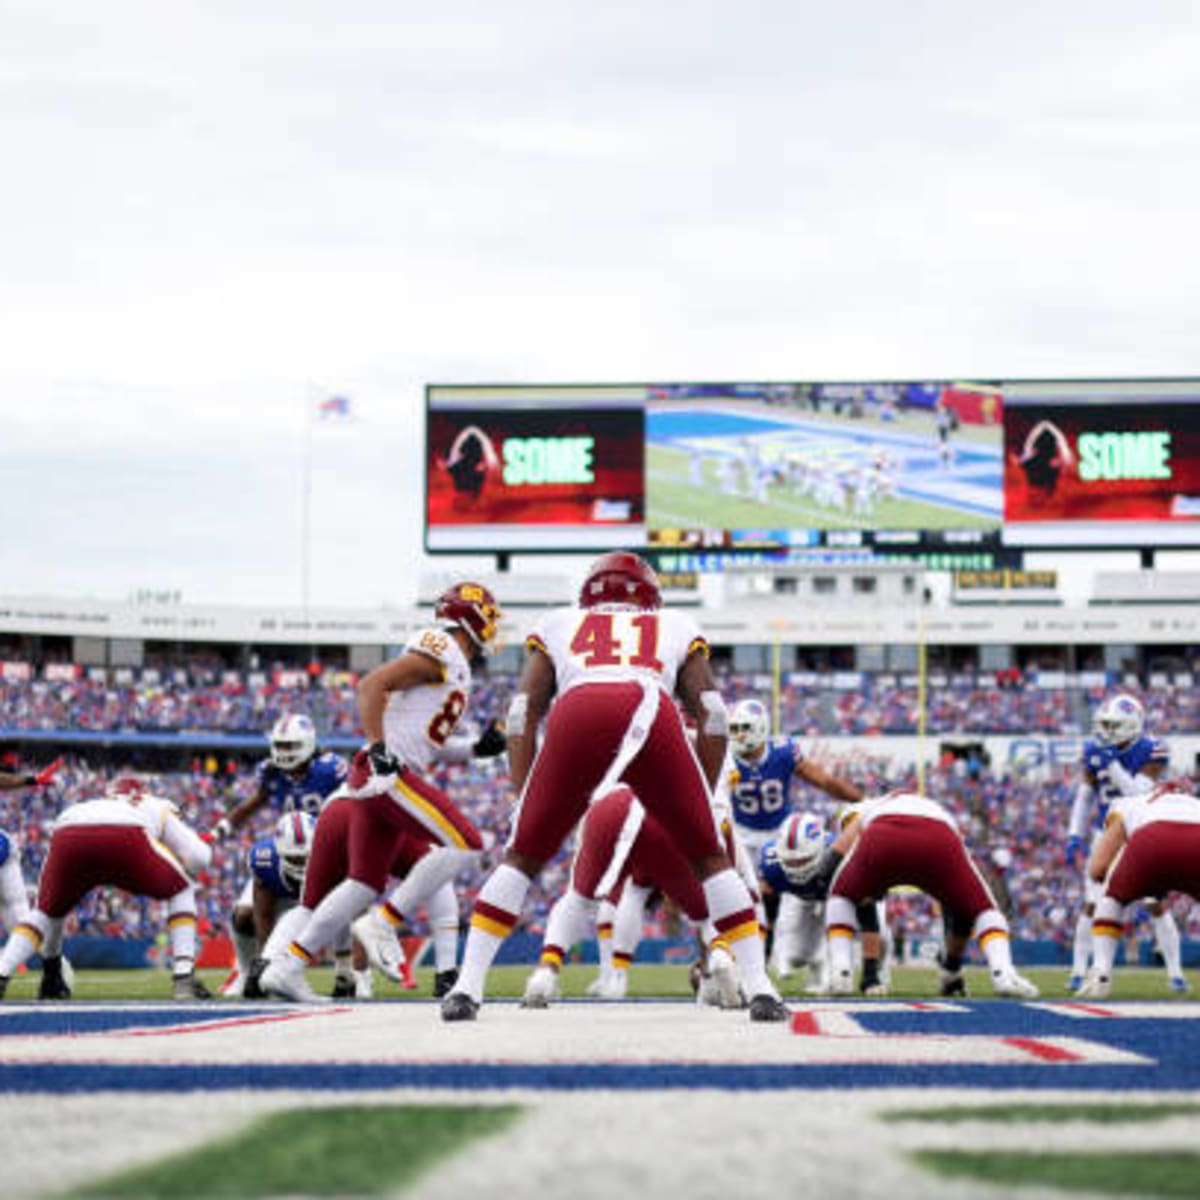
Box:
left=315, top=394, right=352, bottom=420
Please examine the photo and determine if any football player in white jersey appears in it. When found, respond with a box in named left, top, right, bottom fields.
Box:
left=443, top=551, right=787, bottom=1022
left=1079, top=780, right=1200, bottom=999
left=0, top=775, right=213, bottom=1000
left=261, top=582, right=498, bottom=1003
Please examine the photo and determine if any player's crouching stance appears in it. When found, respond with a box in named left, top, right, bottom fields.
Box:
left=259, top=583, right=498, bottom=1004
left=443, top=552, right=787, bottom=1023
left=1078, top=781, right=1200, bottom=1000
left=0, top=776, right=213, bottom=1000
left=793, top=791, right=1038, bottom=1000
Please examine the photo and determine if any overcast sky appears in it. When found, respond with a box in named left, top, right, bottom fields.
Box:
left=2, top=1, right=1199, bottom=608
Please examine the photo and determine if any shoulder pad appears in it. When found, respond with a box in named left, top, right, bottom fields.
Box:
left=407, top=626, right=456, bottom=664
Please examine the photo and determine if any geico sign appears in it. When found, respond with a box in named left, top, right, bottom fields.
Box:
left=1006, top=737, right=1082, bottom=769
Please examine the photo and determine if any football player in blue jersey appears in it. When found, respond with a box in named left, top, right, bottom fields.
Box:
left=728, top=698, right=862, bottom=983
left=214, top=714, right=349, bottom=996
left=1065, top=693, right=1185, bottom=993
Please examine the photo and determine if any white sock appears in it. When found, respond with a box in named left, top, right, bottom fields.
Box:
left=595, top=899, right=616, bottom=977
left=264, top=905, right=310, bottom=960
left=540, top=890, right=598, bottom=969
left=40, top=918, right=65, bottom=958
left=425, top=882, right=460, bottom=973
left=825, top=896, right=857, bottom=983
left=387, top=848, right=476, bottom=916
left=613, top=882, right=651, bottom=966
left=1154, top=911, right=1183, bottom=979
left=703, top=868, right=775, bottom=999
left=1071, top=912, right=1093, bottom=976
left=293, top=880, right=376, bottom=963
left=0, top=856, right=29, bottom=929
left=1092, top=899, right=1124, bottom=979
left=0, top=911, right=48, bottom=977
left=167, top=892, right=198, bottom=975
left=455, top=864, right=530, bottom=1002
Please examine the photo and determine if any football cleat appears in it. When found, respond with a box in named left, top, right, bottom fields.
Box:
left=1169, top=976, right=1190, bottom=994
left=354, top=969, right=375, bottom=1000
left=441, top=991, right=480, bottom=1022
left=592, top=970, right=628, bottom=1001
left=243, top=958, right=269, bottom=1000
left=708, top=945, right=745, bottom=1009
left=260, top=956, right=329, bottom=1005
left=219, top=968, right=245, bottom=999
left=351, top=910, right=405, bottom=984
left=0, top=975, right=8, bottom=1000
left=938, top=968, right=968, bottom=998
left=433, top=969, right=459, bottom=999
left=992, top=970, right=1040, bottom=1000
left=331, top=975, right=357, bottom=1000
left=1066, top=973, right=1084, bottom=992
left=172, top=973, right=213, bottom=1001
left=828, top=969, right=854, bottom=996
left=587, top=970, right=615, bottom=998
left=38, top=956, right=73, bottom=1001
left=1075, top=972, right=1112, bottom=1001
left=520, top=965, right=560, bottom=1009
left=748, top=993, right=790, bottom=1022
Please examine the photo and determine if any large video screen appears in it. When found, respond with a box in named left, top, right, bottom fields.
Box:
left=1003, top=381, right=1200, bottom=547
left=425, top=387, right=645, bottom=550
left=425, top=379, right=1200, bottom=556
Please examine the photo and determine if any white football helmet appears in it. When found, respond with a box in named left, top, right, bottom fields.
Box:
left=269, top=713, right=317, bottom=771
left=730, top=699, right=770, bottom=757
left=273, top=811, right=317, bottom=888
left=1092, top=694, right=1145, bottom=747
left=775, top=811, right=826, bottom=883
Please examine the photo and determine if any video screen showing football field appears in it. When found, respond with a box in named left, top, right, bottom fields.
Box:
left=646, top=393, right=1003, bottom=534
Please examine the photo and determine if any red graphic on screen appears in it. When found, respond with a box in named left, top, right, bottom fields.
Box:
left=1004, top=403, right=1200, bottom=522
left=427, top=408, right=644, bottom=528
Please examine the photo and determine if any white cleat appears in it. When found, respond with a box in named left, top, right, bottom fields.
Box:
left=992, top=970, right=1040, bottom=1000
left=219, top=968, right=245, bottom=999
left=259, top=955, right=329, bottom=1004
left=1075, top=972, right=1112, bottom=1001
left=350, top=909, right=405, bottom=984
left=708, top=946, right=745, bottom=1009
left=586, top=971, right=612, bottom=997
left=520, top=965, right=561, bottom=1009
left=354, top=969, right=375, bottom=1000
left=593, top=970, right=628, bottom=1001
left=828, top=969, right=854, bottom=996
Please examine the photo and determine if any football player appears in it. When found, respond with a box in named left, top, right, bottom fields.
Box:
left=1078, top=780, right=1200, bottom=999
left=1065, top=694, right=1185, bottom=993
left=0, top=775, right=213, bottom=1000
left=727, top=698, right=861, bottom=982
left=443, top=551, right=787, bottom=1022
left=788, top=790, right=1038, bottom=1000
left=759, top=811, right=886, bottom=995
left=216, top=714, right=349, bottom=995
left=260, top=582, right=498, bottom=1004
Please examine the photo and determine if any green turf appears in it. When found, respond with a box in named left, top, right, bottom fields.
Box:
left=2, top=963, right=1193, bottom=1003
left=885, top=1102, right=1200, bottom=1124
left=73, top=1104, right=522, bottom=1198
left=911, top=1150, right=1200, bottom=1197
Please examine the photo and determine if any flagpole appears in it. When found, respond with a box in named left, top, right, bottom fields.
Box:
left=301, top=383, right=315, bottom=613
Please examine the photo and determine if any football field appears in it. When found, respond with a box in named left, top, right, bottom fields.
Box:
left=3, top=967, right=1200, bottom=1198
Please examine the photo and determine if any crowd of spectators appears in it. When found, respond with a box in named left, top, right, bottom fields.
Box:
left=2, top=661, right=1198, bottom=737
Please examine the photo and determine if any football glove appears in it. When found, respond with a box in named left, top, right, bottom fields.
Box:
left=1065, top=834, right=1084, bottom=869
left=213, top=817, right=234, bottom=840
left=366, top=741, right=402, bottom=778
left=32, top=757, right=64, bottom=787
left=472, top=720, right=507, bottom=759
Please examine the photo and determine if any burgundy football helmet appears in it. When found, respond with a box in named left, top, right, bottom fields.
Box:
left=579, top=551, right=662, bottom=610
left=106, top=774, right=147, bottom=801
left=435, top=582, right=501, bottom=649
